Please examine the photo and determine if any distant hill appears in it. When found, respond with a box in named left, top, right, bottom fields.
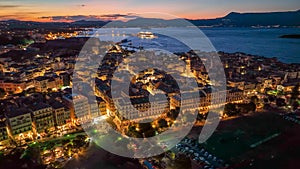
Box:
left=71, top=20, right=110, bottom=27
left=106, top=9, right=300, bottom=27
left=0, top=19, right=110, bottom=30
left=105, top=18, right=187, bottom=27
left=1, top=9, right=299, bottom=28
left=188, top=10, right=300, bottom=27
left=212, top=9, right=300, bottom=27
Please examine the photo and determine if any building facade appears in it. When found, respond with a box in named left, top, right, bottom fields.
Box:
left=5, top=108, right=33, bottom=141
left=50, top=101, right=70, bottom=127
left=29, top=103, right=54, bottom=134
left=63, top=94, right=90, bottom=124
left=0, top=115, right=8, bottom=142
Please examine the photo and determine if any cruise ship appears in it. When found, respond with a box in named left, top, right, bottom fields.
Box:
left=137, top=31, right=157, bottom=39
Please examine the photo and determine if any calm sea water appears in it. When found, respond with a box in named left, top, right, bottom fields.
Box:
left=201, top=27, right=300, bottom=63
left=89, top=27, right=300, bottom=63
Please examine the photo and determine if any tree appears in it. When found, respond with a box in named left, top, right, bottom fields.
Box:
left=268, top=95, right=275, bottom=102
left=144, top=130, right=156, bottom=137
left=290, top=83, right=300, bottom=103
left=276, top=98, right=286, bottom=107
left=22, top=145, right=42, bottom=165
left=224, top=103, right=238, bottom=117
left=127, top=123, right=155, bottom=138
left=127, top=130, right=142, bottom=138
left=248, top=102, right=256, bottom=112
left=25, top=87, right=36, bottom=94
left=47, top=88, right=52, bottom=93
left=241, top=102, right=256, bottom=113
left=62, top=139, right=70, bottom=145
left=73, top=139, right=85, bottom=148
left=168, top=108, right=179, bottom=120
left=138, top=123, right=153, bottom=133
left=292, top=101, right=299, bottom=111
left=8, top=91, right=14, bottom=95
left=251, top=95, right=259, bottom=104
left=197, top=113, right=207, bottom=121
left=0, top=88, right=5, bottom=98
left=158, top=119, right=168, bottom=128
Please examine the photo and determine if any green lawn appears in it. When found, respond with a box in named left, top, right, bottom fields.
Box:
left=201, top=112, right=295, bottom=163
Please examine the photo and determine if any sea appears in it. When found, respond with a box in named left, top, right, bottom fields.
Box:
left=83, top=27, right=300, bottom=64
left=202, top=27, right=300, bottom=64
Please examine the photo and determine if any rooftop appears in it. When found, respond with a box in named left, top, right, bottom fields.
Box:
left=28, top=102, right=51, bottom=111
left=49, top=100, right=65, bottom=109
left=5, top=107, right=31, bottom=118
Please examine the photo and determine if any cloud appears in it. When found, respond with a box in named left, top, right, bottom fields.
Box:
left=0, top=11, right=45, bottom=20
left=75, top=4, right=86, bottom=7
left=39, top=13, right=139, bottom=22
left=16, top=12, right=43, bottom=15
left=100, top=14, right=127, bottom=18
left=0, top=5, right=21, bottom=8
left=40, top=15, right=102, bottom=21
left=0, top=15, right=28, bottom=20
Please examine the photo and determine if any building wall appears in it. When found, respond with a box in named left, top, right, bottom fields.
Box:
left=90, top=102, right=100, bottom=118
left=115, top=98, right=168, bottom=121
left=53, top=107, right=69, bottom=126
left=8, top=113, right=32, bottom=136
left=32, top=107, right=54, bottom=133
left=0, top=125, right=8, bottom=141
left=0, top=81, right=25, bottom=93
left=63, top=94, right=90, bottom=124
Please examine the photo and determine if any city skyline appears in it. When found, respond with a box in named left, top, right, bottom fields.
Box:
left=0, top=0, right=299, bottom=21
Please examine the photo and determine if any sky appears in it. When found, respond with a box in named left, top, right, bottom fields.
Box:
left=0, top=0, right=299, bottom=21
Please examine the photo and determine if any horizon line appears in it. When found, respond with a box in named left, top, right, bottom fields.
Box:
left=0, top=9, right=299, bottom=23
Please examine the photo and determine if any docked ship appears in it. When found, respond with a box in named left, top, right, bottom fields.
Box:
left=137, top=31, right=157, bottom=39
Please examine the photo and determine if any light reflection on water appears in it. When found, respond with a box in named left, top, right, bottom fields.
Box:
left=79, top=27, right=300, bottom=63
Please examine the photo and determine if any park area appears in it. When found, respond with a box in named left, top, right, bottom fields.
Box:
left=190, top=111, right=300, bottom=168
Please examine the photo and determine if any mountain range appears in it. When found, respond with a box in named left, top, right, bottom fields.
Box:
left=189, top=9, right=300, bottom=27
left=1, top=9, right=299, bottom=29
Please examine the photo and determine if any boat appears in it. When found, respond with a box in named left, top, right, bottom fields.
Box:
left=137, top=31, right=157, bottom=39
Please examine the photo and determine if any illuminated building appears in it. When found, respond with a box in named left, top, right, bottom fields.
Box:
left=0, top=115, right=8, bottom=142
left=29, top=103, right=54, bottom=134
left=50, top=101, right=70, bottom=126
left=5, top=108, right=33, bottom=141
left=114, top=94, right=169, bottom=122
left=63, top=94, right=90, bottom=124
left=0, top=80, right=25, bottom=94
left=89, top=101, right=100, bottom=119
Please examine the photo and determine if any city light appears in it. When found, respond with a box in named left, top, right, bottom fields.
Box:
left=0, top=4, right=299, bottom=168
